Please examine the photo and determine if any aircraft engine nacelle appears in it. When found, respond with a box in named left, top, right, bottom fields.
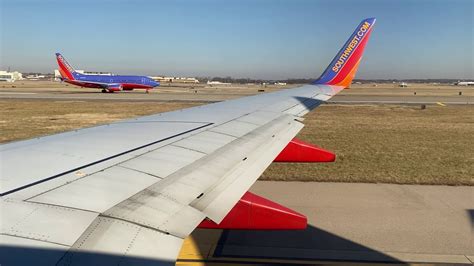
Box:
left=107, top=84, right=123, bottom=92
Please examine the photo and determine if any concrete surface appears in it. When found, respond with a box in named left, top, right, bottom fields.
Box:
left=1, top=91, right=472, bottom=105
left=0, top=84, right=473, bottom=104
left=178, top=181, right=473, bottom=264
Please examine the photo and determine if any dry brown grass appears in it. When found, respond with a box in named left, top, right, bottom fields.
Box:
left=1, top=100, right=472, bottom=185
left=262, top=104, right=474, bottom=185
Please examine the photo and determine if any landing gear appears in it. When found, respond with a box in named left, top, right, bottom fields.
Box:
left=146, top=89, right=149, bottom=94
left=101, top=89, right=107, bottom=93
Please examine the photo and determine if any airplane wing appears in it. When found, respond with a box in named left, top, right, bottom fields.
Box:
left=0, top=18, right=375, bottom=265
left=65, top=79, right=110, bottom=89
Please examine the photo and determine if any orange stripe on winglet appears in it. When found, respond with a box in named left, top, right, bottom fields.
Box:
left=336, top=58, right=361, bottom=88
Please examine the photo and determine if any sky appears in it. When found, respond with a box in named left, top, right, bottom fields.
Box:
left=0, top=0, right=473, bottom=79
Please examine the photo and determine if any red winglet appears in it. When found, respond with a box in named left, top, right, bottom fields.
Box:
left=274, top=138, right=335, bottom=163
left=198, top=192, right=307, bottom=230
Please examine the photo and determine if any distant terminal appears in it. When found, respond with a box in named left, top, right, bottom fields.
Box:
left=0, top=70, right=23, bottom=82
left=151, top=76, right=199, bottom=84
left=454, top=81, right=474, bottom=86
left=54, top=69, right=112, bottom=81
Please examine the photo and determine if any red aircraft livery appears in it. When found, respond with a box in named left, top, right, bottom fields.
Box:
left=55, top=53, right=160, bottom=93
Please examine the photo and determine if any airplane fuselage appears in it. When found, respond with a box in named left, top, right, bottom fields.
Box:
left=56, top=53, right=160, bottom=92
left=66, top=73, right=159, bottom=91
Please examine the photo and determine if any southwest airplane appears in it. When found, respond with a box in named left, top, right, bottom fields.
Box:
left=2, top=18, right=375, bottom=265
left=55, top=53, right=160, bottom=93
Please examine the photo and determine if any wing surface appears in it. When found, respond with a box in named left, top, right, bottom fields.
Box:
left=1, top=18, right=375, bottom=265
left=0, top=85, right=339, bottom=265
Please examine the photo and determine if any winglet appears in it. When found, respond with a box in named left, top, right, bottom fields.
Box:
left=55, top=53, right=76, bottom=81
left=312, top=18, right=376, bottom=88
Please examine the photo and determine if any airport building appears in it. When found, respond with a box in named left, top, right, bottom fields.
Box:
left=0, top=70, right=23, bottom=82
left=54, top=69, right=112, bottom=81
left=151, top=76, right=199, bottom=83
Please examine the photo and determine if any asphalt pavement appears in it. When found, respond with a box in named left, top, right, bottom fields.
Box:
left=179, top=181, right=474, bottom=265
left=1, top=89, right=472, bottom=104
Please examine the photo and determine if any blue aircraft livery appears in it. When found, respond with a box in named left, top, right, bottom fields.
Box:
left=313, top=18, right=376, bottom=88
left=56, top=53, right=159, bottom=93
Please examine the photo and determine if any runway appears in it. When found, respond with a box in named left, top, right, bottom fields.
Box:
left=178, top=181, right=474, bottom=265
left=1, top=87, right=472, bottom=105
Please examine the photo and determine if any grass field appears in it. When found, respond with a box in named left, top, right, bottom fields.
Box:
left=1, top=100, right=472, bottom=185
left=262, top=104, right=473, bottom=185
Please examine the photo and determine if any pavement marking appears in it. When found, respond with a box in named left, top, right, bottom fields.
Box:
left=0, top=92, right=37, bottom=95
left=436, top=102, right=447, bottom=106
left=178, top=235, right=208, bottom=260
left=466, top=255, right=473, bottom=263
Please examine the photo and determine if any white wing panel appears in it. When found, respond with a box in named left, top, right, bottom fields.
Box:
left=28, top=166, right=159, bottom=213
left=120, top=145, right=206, bottom=178
left=210, top=120, right=259, bottom=137
left=58, top=217, right=181, bottom=266
left=1, top=121, right=209, bottom=196
left=172, top=130, right=236, bottom=154
left=1, top=200, right=98, bottom=246
left=236, top=111, right=282, bottom=125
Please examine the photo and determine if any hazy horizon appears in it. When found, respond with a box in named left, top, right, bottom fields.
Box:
left=1, top=0, right=473, bottom=80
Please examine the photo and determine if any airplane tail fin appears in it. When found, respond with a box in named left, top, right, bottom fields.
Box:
left=55, top=53, right=77, bottom=81
left=312, top=18, right=376, bottom=88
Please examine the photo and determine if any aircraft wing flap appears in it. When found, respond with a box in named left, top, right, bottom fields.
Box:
left=103, top=194, right=206, bottom=238
left=191, top=115, right=304, bottom=222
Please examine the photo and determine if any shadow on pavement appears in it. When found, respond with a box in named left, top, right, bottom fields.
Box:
left=186, top=225, right=401, bottom=264
left=467, top=209, right=474, bottom=229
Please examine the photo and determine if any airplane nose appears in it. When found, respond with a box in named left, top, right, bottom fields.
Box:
left=153, top=80, right=160, bottom=87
